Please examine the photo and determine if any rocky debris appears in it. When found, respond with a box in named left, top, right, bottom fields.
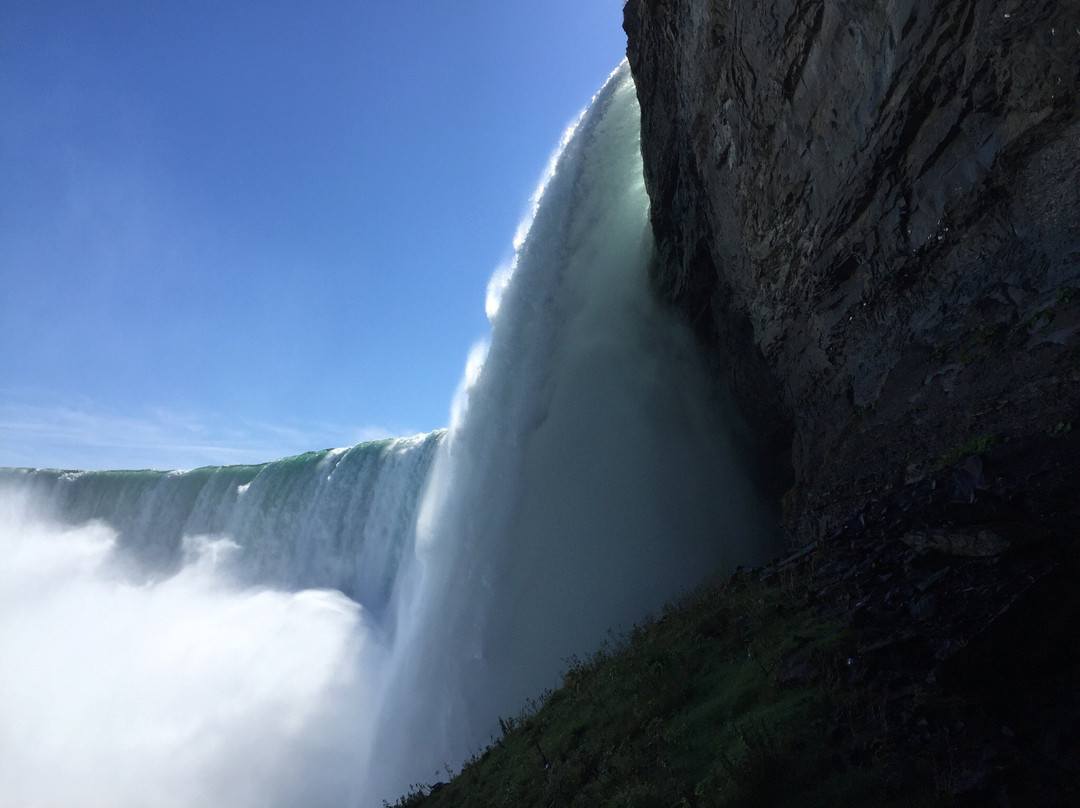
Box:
left=624, top=0, right=1080, bottom=538
left=900, top=526, right=1010, bottom=556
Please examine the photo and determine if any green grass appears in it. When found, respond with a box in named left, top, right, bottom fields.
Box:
left=385, top=566, right=933, bottom=808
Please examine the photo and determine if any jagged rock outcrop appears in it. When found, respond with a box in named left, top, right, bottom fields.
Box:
left=624, top=0, right=1080, bottom=540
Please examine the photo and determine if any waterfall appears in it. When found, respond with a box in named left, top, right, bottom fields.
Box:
left=362, top=60, right=773, bottom=801
left=0, top=434, right=442, bottom=808
left=0, top=62, right=774, bottom=808
left=0, top=432, right=442, bottom=616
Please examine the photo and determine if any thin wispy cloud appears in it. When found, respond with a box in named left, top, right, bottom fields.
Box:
left=0, top=394, right=410, bottom=471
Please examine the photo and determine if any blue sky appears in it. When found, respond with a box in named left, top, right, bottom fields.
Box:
left=0, top=1, right=629, bottom=470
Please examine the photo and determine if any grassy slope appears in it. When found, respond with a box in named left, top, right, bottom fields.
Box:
left=386, top=563, right=932, bottom=808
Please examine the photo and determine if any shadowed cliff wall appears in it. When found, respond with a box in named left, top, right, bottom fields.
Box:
left=624, top=0, right=1080, bottom=540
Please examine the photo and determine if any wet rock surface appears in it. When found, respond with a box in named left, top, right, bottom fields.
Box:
left=754, top=432, right=1080, bottom=804
left=624, top=0, right=1080, bottom=536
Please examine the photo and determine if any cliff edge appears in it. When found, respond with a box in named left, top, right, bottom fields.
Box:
left=624, top=0, right=1080, bottom=540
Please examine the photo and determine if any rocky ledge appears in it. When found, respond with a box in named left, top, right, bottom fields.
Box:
left=624, top=0, right=1080, bottom=539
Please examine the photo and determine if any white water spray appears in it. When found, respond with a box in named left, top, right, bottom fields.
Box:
left=363, top=62, right=773, bottom=800
left=0, top=488, right=373, bottom=808
left=0, top=62, right=774, bottom=807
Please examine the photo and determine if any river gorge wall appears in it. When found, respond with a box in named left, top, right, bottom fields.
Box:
left=624, top=0, right=1080, bottom=539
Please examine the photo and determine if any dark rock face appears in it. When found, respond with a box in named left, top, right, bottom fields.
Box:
left=757, top=430, right=1080, bottom=805
left=624, top=0, right=1080, bottom=540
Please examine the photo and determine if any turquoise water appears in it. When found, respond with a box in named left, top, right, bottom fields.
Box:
left=0, top=432, right=442, bottom=615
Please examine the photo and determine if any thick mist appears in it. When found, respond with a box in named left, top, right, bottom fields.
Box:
left=0, top=437, right=440, bottom=808
left=0, top=489, right=373, bottom=808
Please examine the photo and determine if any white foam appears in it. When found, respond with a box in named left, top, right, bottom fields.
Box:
left=0, top=490, right=376, bottom=808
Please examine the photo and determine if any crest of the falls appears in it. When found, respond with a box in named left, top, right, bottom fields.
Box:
left=0, top=61, right=775, bottom=808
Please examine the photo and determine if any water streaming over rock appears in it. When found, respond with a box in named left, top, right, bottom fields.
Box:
left=0, top=62, right=775, bottom=807
left=1, top=432, right=442, bottom=617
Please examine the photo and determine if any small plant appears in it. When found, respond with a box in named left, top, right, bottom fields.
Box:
left=939, top=433, right=1000, bottom=467
left=383, top=782, right=433, bottom=808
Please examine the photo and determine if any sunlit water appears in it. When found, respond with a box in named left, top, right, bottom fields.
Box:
left=0, top=62, right=775, bottom=807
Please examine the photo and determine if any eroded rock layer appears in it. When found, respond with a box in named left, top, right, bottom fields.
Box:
left=624, top=0, right=1080, bottom=538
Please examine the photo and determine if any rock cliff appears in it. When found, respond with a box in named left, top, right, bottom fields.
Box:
left=624, top=0, right=1080, bottom=540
